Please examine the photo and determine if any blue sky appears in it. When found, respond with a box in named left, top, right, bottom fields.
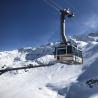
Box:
left=0, top=0, right=98, bottom=51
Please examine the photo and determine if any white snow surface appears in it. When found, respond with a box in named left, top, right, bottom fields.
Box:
left=0, top=36, right=98, bottom=98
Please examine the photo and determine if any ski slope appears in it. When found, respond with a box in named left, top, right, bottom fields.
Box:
left=0, top=34, right=98, bottom=98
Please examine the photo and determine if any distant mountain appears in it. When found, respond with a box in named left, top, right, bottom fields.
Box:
left=88, top=32, right=98, bottom=37
left=74, top=32, right=98, bottom=42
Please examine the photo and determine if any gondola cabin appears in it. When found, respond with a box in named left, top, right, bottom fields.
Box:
left=54, top=43, right=83, bottom=64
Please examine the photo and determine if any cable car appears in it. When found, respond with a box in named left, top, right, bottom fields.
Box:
left=54, top=9, right=83, bottom=64
left=54, top=42, right=83, bottom=64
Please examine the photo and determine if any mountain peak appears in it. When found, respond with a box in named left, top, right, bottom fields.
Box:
left=74, top=31, right=98, bottom=42
left=88, top=32, right=98, bottom=37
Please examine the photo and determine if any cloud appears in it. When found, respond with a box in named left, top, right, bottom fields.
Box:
left=84, top=14, right=98, bottom=29
left=79, top=14, right=98, bottom=34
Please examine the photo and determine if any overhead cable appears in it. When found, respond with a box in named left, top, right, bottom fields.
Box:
left=43, top=0, right=62, bottom=11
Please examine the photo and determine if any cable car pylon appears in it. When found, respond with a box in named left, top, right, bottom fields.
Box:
left=43, top=0, right=83, bottom=64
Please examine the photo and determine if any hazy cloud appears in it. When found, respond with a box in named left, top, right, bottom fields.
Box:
left=84, top=14, right=98, bottom=29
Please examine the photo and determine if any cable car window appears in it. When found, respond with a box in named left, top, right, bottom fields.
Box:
left=73, top=47, right=78, bottom=56
left=67, top=45, right=72, bottom=54
left=57, top=48, right=66, bottom=55
left=54, top=47, right=57, bottom=55
left=78, top=50, right=82, bottom=57
left=73, top=47, right=82, bottom=57
left=72, top=47, right=75, bottom=55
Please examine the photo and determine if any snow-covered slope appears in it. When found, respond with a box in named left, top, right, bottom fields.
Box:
left=0, top=33, right=98, bottom=98
left=75, top=32, right=98, bottom=42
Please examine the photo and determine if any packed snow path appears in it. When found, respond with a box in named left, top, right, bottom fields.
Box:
left=0, top=64, right=54, bottom=75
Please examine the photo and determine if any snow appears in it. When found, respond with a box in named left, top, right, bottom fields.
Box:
left=0, top=33, right=98, bottom=98
left=89, top=94, right=98, bottom=98
left=0, top=63, right=82, bottom=98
